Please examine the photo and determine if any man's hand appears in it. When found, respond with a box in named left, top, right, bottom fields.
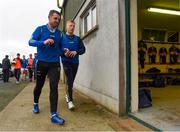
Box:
left=68, top=51, right=77, bottom=58
left=64, top=48, right=70, bottom=57
left=44, top=39, right=54, bottom=46
left=64, top=48, right=77, bottom=57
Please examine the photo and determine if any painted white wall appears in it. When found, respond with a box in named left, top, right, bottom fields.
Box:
left=73, top=0, right=120, bottom=113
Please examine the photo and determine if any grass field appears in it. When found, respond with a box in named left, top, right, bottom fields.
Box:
left=0, top=78, right=29, bottom=112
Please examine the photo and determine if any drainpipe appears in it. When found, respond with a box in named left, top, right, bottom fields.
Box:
left=57, top=0, right=66, bottom=83
left=57, top=0, right=65, bottom=32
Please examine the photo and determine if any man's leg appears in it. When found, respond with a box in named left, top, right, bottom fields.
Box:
left=33, top=61, right=48, bottom=104
left=6, top=69, right=9, bottom=82
left=28, top=68, right=33, bottom=81
left=3, top=69, right=6, bottom=82
left=63, top=62, right=74, bottom=102
left=32, top=67, right=37, bottom=81
left=48, top=63, right=60, bottom=113
left=14, top=69, right=18, bottom=81
left=72, top=63, right=79, bottom=82
left=30, top=68, right=33, bottom=80
left=70, top=63, right=79, bottom=99
left=17, top=69, right=21, bottom=82
left=48, top=63, right=65, bottom=124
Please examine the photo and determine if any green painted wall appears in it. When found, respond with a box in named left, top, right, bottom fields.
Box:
left=60, top=0, right=85, bottom=31
left=64, top=0, right=84, bottom=21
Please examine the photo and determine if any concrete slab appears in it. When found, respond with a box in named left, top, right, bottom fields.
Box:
left=0, top=80, right=150, bottom=131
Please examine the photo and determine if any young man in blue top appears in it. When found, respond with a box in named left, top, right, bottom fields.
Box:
left=61, top=20, right=86, bottom=110
left=29, top=10, right=65, bottom=125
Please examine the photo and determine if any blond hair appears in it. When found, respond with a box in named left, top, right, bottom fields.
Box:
left=66, top=20, right=75, bottom=24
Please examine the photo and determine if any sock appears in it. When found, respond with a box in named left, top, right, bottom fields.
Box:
left=51, top=112, right=57, bottom=117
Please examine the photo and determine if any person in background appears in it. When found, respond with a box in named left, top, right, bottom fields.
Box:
left=13, top=53, right=22, bottom=84
left=61, top=20, right=86, bottom=110
left=2, top=55, right=11, bottom=83
left=21, top=55, right=28, bottom=81
left=27, top=54, right=33, bottom=82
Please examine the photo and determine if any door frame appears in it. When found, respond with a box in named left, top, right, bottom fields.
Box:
left=124, top=0, right=139, bottom=113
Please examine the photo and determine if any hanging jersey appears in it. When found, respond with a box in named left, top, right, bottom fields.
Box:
left=148, top=46, right=157, bottom=56
left=159, top=47, right=167, bottom=56
left=169, top=46, right=179, bottom=56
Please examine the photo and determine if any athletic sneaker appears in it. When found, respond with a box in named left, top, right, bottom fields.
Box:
left=32, top=103, right=40, bottom=114
left=16, top=81, right=20, bottom=84
left=51, top=114, right=65, bottom=125
left=68, top=101, right=75, bottom=110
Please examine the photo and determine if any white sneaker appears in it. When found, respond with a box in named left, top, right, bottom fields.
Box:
left=68, top=101, right=75, bottom=110
left=16, top=81, right=19, bottom=84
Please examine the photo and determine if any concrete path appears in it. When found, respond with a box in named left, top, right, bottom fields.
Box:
left=0, top=81, right=150, bottom=131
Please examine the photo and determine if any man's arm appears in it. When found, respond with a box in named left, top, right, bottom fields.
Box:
left=77, top=38, right=86, bottom=55
left=8, top=59, right=11, bottom=69
left=28, top=26, right=45, bottom=47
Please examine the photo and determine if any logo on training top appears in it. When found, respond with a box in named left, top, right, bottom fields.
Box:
left=69, top=41, right=74, bottom=44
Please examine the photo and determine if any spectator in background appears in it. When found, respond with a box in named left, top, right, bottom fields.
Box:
left=2, top=55, right=11, bottom=83
left=13, top=53, right=22, bottom=84
left=21, top=55, right=28, bottom=81
left=27, top=54, right=33, bottom=82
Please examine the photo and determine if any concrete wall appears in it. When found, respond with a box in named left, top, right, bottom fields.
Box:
left=72, top=0, right=123, bottom=114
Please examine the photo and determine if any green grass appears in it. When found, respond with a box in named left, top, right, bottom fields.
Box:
left=0, top=79, right=29, bottom=112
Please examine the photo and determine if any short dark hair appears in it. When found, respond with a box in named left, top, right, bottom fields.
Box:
left=48, top=10, right=61, bottom=17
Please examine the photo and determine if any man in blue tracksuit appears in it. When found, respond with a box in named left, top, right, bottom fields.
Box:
left=29, top=10, right=64, bottom=125
left=61, top=20, right=86, bottom=110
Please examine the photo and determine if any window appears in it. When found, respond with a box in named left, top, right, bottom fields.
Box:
left=80, top=0, right=98, bottom=37
left=84, top=13, right=91, bottom=33
left=142, top=29, right=166, bottom=42
left=92, top=6, right=97, bottom=27
left=167, top=32, right=179, bottom=42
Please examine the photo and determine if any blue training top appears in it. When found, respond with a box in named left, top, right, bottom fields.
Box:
left=61, top=34, right=86, bottom=64
left=21, top=59, right=28, bottom=69
left=28, top=24, right=63, bottom=62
